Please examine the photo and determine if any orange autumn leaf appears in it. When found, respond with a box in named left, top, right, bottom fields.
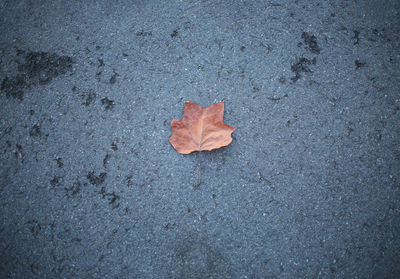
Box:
left=169, top=101, right=236, bottom=154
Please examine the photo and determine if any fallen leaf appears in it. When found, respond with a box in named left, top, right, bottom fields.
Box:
left=169, top=101, right=236, bottom=154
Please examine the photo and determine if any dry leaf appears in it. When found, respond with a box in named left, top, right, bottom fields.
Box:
left=169, top=101, right=236, bottom=154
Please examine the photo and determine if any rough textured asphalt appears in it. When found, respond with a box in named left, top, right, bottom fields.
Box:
left=1, top=0, right=399, bottom=278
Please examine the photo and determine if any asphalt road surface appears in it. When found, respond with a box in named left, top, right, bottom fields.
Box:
left=1, top=0, right=399, bottom=278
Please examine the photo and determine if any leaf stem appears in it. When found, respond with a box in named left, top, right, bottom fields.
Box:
left=195, top=151, right=202, bottom=188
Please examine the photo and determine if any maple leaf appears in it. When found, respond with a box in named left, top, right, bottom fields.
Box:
left=169, top=101, right=236, bottom=187
left=169, top=101, right=236, bottom=154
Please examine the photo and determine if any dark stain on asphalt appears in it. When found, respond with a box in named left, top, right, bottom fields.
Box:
left=290, top=57, right=316, bottom=82
left=301, top=32, right=321, bottom=54
left=1, top=50, right=73, bottom=101
left=87, top=171, right=107, bottom=186
left=29, top=124, right=41, bottom=137
left=173, top=234, right=232, bottom=279
left=101, top=97, right=115, bottom=110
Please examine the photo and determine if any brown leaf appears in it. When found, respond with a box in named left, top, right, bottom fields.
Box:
left=169, top=101, right=236, bottom=154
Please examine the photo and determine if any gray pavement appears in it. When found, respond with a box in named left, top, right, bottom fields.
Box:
left=1, top=0, right=399, bottom=278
